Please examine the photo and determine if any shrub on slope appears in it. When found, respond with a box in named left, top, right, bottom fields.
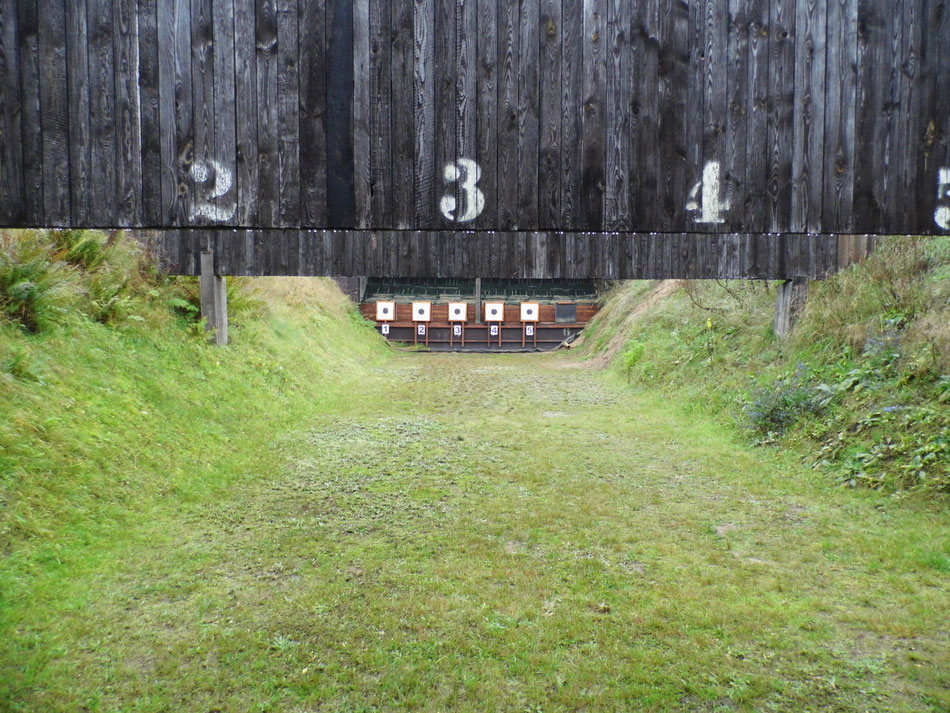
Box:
left=585, top=237, right=949, bottom=496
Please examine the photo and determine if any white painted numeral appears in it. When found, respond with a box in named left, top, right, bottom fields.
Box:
left=440, top=158, right=485, bottom=222
left=936, top=168, right=950, bottom=231
left=190, top=159, right=235, bottom=223
left=686, top=161, right=729, bottom=224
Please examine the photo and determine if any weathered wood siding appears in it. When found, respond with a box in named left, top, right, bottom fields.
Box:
left=0, top=0, right=947, bottom=278
left=158, top=230, right=857, bottom=278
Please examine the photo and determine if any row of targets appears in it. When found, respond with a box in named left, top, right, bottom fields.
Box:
left=375, top=301, right=541, bottom=347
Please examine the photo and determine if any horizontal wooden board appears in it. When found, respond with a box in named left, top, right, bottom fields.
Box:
left=157, top=229, right=857, bottom=279
left=0, top=0, right=946, bottom=239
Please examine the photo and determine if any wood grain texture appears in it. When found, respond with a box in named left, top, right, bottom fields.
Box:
left=298, top=0, right=326, bottom=227
left=1, top=0, right=948, bottom=240
left=0, top=0, right=23, bottom=224
left=766, top=0, right=795, bottom=231
left=17, top=0, right=43, bottom=224
left=473, top=0, right=497, bottom=230
left=791, top=0, right=825, bottom=232
left=517, top=0, right=539, bottom=229
left=581, top=0, right=605, bottom=230
left=277, top=0, right=300, bottom=226
left=37, top=0, right=70, bottom=225
left=496, top=0, right=518, bottom=229
left=538, top=0, right=561, bottom=229
left=413, top=0, right=435, bottom=226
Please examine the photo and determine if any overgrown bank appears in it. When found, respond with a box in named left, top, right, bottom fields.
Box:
left=1, top=230, right=388, bottom=618
left=582, top=237, right=950, bottom=497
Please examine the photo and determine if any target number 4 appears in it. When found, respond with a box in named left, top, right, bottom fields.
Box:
left=686, top=161, right=729, bottom=224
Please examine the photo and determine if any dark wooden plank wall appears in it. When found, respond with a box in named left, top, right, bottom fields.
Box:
left=1, top=0, right=948, bottom=247
left=159, top=229, right=857, bottom=280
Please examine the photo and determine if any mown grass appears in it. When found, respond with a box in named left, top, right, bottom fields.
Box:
left=584, top=237, right=950, bottom=496
left=1, top=232, right=948, bottom=711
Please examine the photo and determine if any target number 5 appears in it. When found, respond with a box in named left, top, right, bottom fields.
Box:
left=440, top=159, right=485, bottom=222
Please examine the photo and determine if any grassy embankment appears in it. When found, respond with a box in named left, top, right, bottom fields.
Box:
left=582, top=237, right=950, bottom=498
left=1, top=231, right=948, bottom=711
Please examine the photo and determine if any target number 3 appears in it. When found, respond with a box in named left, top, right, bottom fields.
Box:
left=440, top=159, right=485, bottom=222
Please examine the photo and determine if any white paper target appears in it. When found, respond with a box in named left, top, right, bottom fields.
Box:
left=484, top=302, right=504, bottom=322
left=448, top=302, right=468, bottom=321
left=412, top=302, right=431, bottom=322
left=376, top=301, right=396, bottom=321
left=520, top=302, right=540, bottom=322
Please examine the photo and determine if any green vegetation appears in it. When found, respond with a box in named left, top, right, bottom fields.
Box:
left=584, top=237, right=950, bottom=496
left=1, top=231, right=948, bottom=711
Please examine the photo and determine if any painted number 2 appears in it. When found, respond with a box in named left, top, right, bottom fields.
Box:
left=935, top=168, right=950, bottom=231
left=440, top=159, right=485, bottom=222
left=686, top=161, right=729, bottom=224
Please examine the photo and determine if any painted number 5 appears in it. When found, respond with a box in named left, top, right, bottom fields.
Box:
left=935, top=168, right=950, bottom=231
left=440, top=159, right=485, bottom=222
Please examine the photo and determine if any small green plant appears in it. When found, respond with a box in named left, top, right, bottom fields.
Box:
left=621, top=340, right=645, bottom=374
left=0, top=233, right=72, bottom=333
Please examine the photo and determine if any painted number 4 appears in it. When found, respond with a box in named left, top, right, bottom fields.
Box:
left=441, top=159, right=485, bottom=222
left=935, top=168, right=950, bottom=231
left=686, top=161, right=729, bottom=224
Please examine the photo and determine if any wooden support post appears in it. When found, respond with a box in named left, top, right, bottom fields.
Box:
left=200, top=250, right=229, bottom=345
left=474, top=278, right=482, bottom=323
left=774, top=277, right=809, bottom=339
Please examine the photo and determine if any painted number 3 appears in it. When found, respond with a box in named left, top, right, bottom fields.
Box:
left=440, top=159, right=485, bottom=222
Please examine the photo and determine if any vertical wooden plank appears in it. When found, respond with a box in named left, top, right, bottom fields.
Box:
left=87, top=0, right=119, bottom=224
left=277, top=0, right=300, bottom=226
left=138, top=0, right=162, bottom=225
left=581, top=0, right=605, bottom=230
left=656, top=0, right=687, bottom=230
left=391, top=0, right=414, bottom=228
left=369, top=0, right=392, bottom=226
left=457, top=0, right=476, bottom=226
left=37, top=0, right=70, bottom=226
left=791, top=0, right=826, bottom=232
left=113, top=0, right=142, bottom=224
left=474, top=0, right=496, bottom=230
left=744, top=0, right=769, bottom=232
left=914, top=0, right=947, bottom=234
left=157, top=0, right=191, bottom=224
left=683, top=0, right=703, bottom=230
left=256, top=0, right=279, bottom=227
left=38, top=0, right=70, bottom=225
left=872, top=0, right=903, bottom=232
left=517, top=0, right=539, bottom=228
left=191, top=0, right=216, bottom=226
left=434, top=0, right=455, bottom=226
left=210, top=0, right=236, bottom=225
left=0, top=0, right=23, bottom=225
left=724, top=0, right=748, bottom=230
left=821, top=0, right=855, bottom=232
left=538, top=0, right=561, bottom=229
left=560, top=0, right=582, bottom=229
left=766, top=0, right=795, bottom=232
left=497, top=0, right=518, bottom=228
left=633, top=0, right=659, bottom=227
left=701, top=0, right=726, bottom=232
left=299, top=0, right=326, bottom=227
left=897, top=0, right=920, bottom=230
left=353, top=0, right=370, bottom=227
left=17, top=0, right=42, bottom=223
left=604, top=0, right=631, bottom=230
left=413, top=0, right=435, bottom=226
left=233, top=0, right=258, bottom=225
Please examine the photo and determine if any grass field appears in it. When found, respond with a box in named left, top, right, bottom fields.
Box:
left=3, top=331, right=948, bottom=710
